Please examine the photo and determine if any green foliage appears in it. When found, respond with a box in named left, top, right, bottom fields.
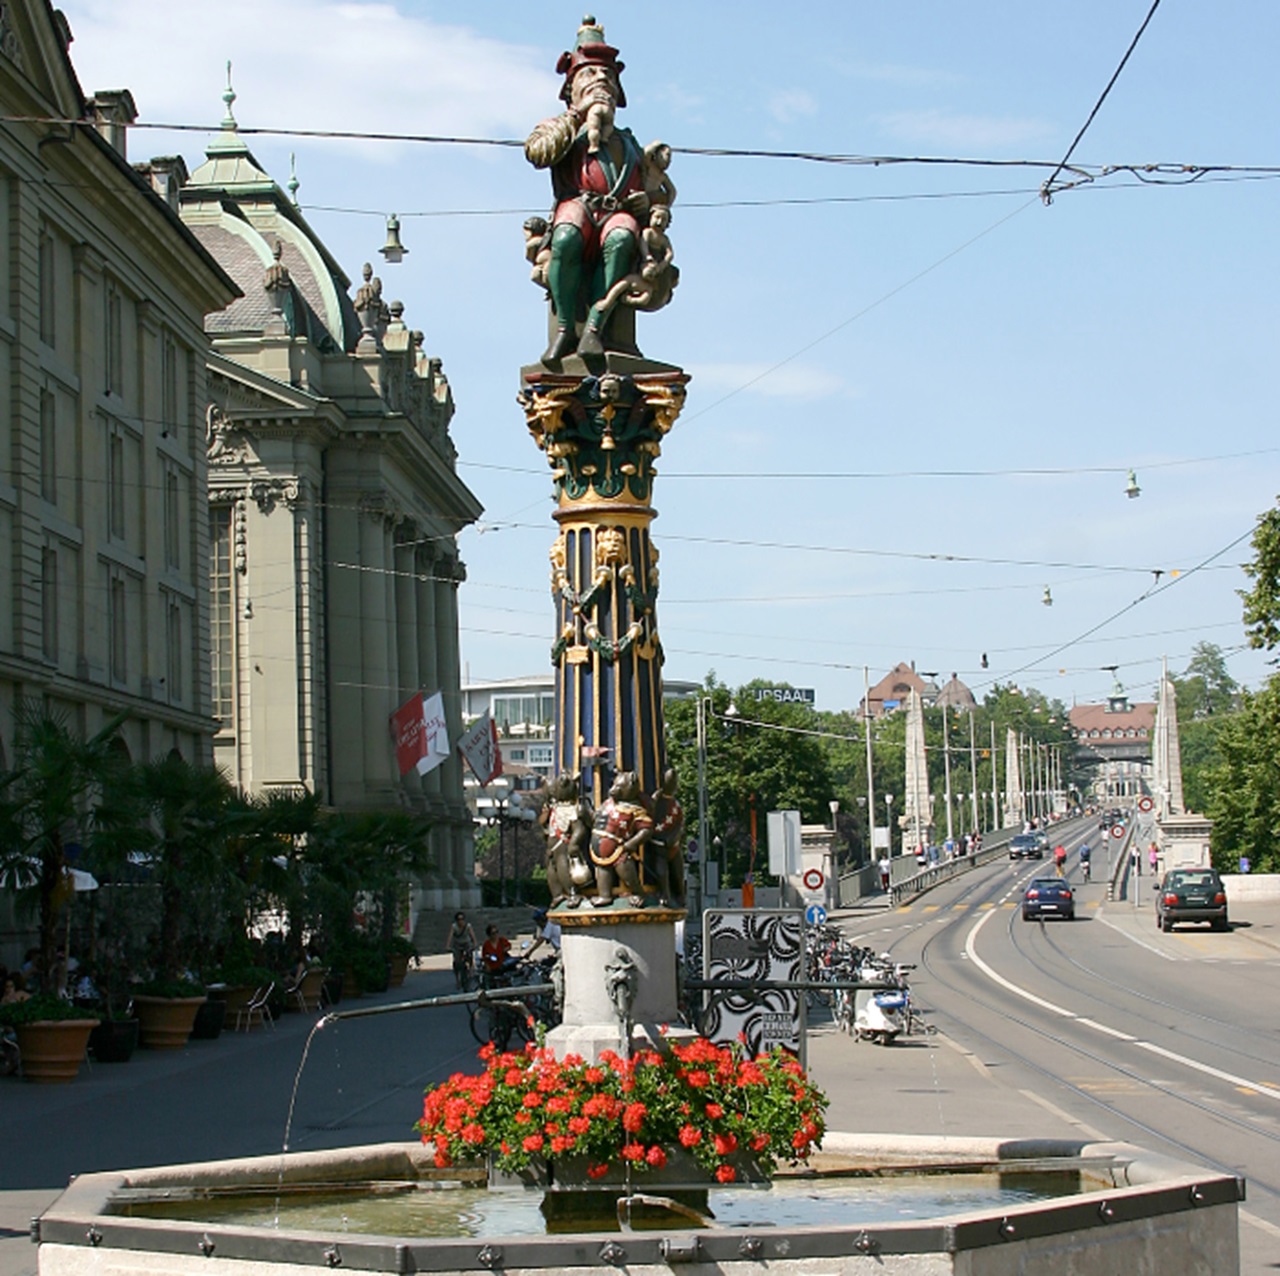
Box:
left=0, top=703, right=129, bottom=995
left=1172, top=642, right=1239, bottom=721
left=1203, top=676, right=1280, bottom=873
left=1241, top=501, right=1280, bottom=651
left=665, top=677, right=834, bottom=885
left=0, top=993, right=98, bottom=1025
left=135, top=977, right=205, bottom=1000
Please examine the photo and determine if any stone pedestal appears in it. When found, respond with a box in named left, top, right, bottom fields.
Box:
left=545, top=904, right=696, bottom=1062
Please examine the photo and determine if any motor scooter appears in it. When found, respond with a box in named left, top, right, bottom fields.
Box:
left=852, top=987, right=907, bottom=1044
left=852, top=952, right=909, bottom=1045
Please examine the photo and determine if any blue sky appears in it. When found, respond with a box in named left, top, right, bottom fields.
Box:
left=61, top=1, right=1280, bottom=711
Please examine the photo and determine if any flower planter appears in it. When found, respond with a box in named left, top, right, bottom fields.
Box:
left=132, top=996, right=206, bottom=1050
left=190, top=997, right=227, bottom=1040
left=341, top=968, right=363, bottom=1000
left=219, top=986, right=255, bottom=1018
left=14, top=1018, right=99, bottom=1083
left=89, top=1017, right=139, bottom=1063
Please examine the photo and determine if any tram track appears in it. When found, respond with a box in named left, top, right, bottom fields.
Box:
left=899, top=857, right=1280, bottom=1204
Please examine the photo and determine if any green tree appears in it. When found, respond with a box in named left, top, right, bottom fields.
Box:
left=1173, top=641, right=1239, bottom=721
left=665, top=677, right=834, bottom=887
left=1203, top=677, right=1280, bottom=872
left=1241, top=500, right=1280, bottom=651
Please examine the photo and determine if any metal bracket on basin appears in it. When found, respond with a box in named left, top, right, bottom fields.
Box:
left=85, top=1227, right=102, bottom=1248
left=854, top=1230, right=880, bottom=1255
left=1189, top=1185, right=1205, bottom=1206
left=476, top=1244, right=503, bottom=1269
left=323, top=1244, right=342, bottom=1267
left=737, top=1236, right=764, bottom=1260
left=1098, top=1201, right=1116, bottom=1222
left=198, top=1234, right=216, bottom=1257
left=660, top=1236, right=701, bottom=1264
left=598, top=1240, right=627, bottom=1265
left=997, top=1216, right=1017, bottom=1240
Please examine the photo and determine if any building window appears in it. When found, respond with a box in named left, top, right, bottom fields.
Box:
left=104, top=280, right=123, bottom=396
left=209, top=506, right=234, bottom=724
left=507, top=748, right=526, bottom=762
left=167, top=602, right=183, bottom=704
left=528, top=744, right=554, bottom=767
left=40, top=389, right=56, bottom=502
left=161, top=333, right=178, bottom=435
left=107, top=427, right=125, bottom=540
left=493, top=693, right=555, bottom=731
left=38, top=228, right=54, bottom=347
left=41, top=546, right=57, bottom=662
left=108, top=574, right=127, bottom=684
left=164, top=465, right=181, bottom=569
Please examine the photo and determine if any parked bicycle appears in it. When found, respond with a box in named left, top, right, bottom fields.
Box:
left=468, top=954, right=559, bottom=1051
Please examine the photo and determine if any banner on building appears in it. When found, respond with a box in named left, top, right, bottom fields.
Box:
left=391, top=690, right=452, bottom=777
left=458, top=709, right=503, bottom=786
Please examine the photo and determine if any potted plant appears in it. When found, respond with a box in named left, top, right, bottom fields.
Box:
left=417, top=1036, right=827, bottom=1199
left=385, top=935, right=417, bottom=987
left=0, top=993, right=100, bottom=1083
left=132, top=977, right=206, bottom=1050
left=88, top=1011, right=139, bottom=1064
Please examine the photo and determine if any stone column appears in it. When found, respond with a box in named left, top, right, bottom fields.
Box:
left=357, top=495, right=396, bottom=807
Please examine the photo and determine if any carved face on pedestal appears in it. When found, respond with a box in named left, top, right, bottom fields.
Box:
left=570, top=64, right=619, bottom=141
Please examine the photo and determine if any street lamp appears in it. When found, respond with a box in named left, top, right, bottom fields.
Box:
left=855, top=795, right=868, bottom=866
left=884, top=793, right=895, bottom=857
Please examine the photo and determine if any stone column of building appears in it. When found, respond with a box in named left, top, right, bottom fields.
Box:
left=349, top=497, right=394, bottom=807
left=393, top=529, right=421, bottom=798
left=434, top=551, right=471, bottom=901
left=294, top=478, right=323, bottom=789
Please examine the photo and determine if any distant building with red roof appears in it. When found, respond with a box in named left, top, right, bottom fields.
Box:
left=1068, top=684, right=1155, bottom=799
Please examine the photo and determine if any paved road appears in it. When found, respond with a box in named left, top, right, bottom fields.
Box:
left=837, top=834, right=1280, bottom=1276
left=4, top=862, right=1276, bottom=1276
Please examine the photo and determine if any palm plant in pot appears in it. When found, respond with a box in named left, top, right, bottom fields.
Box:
left=129, top=755, right=236, bottom=1048
left=0, top=705, right=126, bottom=1081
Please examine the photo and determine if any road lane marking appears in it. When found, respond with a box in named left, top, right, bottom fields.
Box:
left=965, top=908, right=1280, bottom=1101
left=1241, top=1210, right=1280, bottom=1239
left=1018, top=1088, right=1108, bottom=1140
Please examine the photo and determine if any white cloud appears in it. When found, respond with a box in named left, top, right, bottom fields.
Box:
left=875, top=108, right=1051, bottom=151
left=691, top=362, right=851, bottom=402
left=768, top=89, right=818, bottom=125
left=60, top=1, right=558, bottom=150
left=840, top=62, right=964, bottom=90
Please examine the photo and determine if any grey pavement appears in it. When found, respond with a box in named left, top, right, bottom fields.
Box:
left=0, top=912, right=1146, bottom=1276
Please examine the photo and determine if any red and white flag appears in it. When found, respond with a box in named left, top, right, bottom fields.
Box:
left=458, top=710, right=503, bottom=786
left=391, top=691, right=451, bottom=777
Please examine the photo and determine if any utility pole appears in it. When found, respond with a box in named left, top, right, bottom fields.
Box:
left=990, top=719, right=999, bottom=831
left=968, top=710, right=979, bottom=833
left=863, top=666, right=876, bottom=869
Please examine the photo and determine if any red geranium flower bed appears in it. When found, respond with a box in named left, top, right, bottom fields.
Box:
left=417, top=1036, right=827, bottom=1181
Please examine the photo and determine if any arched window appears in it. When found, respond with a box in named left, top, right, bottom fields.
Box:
left=1101, top=729, right=1112, bottom=739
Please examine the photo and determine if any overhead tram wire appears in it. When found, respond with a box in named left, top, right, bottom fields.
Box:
left=1040, top=0, right=1164, bottom=203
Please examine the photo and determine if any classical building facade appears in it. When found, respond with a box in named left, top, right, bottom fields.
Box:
left=168, top=100, right=482, bottom=908
left=1068, top=684, right=1155, bottom=800
left=0, top=2, right=237, bottom=770
left=859, top=662, right=941, bottom=719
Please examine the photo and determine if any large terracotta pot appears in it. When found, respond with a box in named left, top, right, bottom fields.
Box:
left=132, top=996, right=206, bottom=1049
left=14, top=1018, right=99, bottom=1083
left=387, top=952, right=412, bottom=988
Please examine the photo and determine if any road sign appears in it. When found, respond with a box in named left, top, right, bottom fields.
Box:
left=805, top=903, right=827, bottom=927
left=802, top=868, right=825, bottom=892
left=1111, top=823, right=1126, bottom=839
left=1137, top=796, right=1154, bottom=813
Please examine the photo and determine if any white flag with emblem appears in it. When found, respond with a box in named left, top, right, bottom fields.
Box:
left=458, top=710, right=503, bottom=785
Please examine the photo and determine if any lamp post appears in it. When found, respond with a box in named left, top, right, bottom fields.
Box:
left=694, top=695, right=711, bottom=917
left=855, top=795, right=868, bottom=866
left=884, top=793, right=895, bottom=858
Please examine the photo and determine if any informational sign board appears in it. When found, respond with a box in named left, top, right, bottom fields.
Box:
left=767, top=810, right=802, bottom=877
left=873, top=826, right=890, bottom=849
left=703, top=908, right=805, bottom=1065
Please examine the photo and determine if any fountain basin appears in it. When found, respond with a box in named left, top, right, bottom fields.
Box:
left=35, top=1132, right=1241, bottom=1274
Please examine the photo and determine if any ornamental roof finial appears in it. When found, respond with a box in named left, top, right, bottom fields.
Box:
left=287, top=152, right=300, bottom=206
left=221, top=60, right=237, bottom=130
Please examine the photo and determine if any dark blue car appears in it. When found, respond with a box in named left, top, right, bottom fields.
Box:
left=1022, top=877, right=1075, bottom=921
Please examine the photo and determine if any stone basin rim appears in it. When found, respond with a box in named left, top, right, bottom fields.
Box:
left=35, top=1132, right=1244, bottom=1271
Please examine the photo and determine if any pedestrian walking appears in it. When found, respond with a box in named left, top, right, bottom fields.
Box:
left=1130, top=846, right=1139, bottom=877
left=1148, top=843, right=1159, bottom=876
left=878, top=854, right=890, bottom=892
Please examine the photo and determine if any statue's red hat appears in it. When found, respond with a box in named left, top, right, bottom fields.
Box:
left=556, top=15, right=626, bottom=108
